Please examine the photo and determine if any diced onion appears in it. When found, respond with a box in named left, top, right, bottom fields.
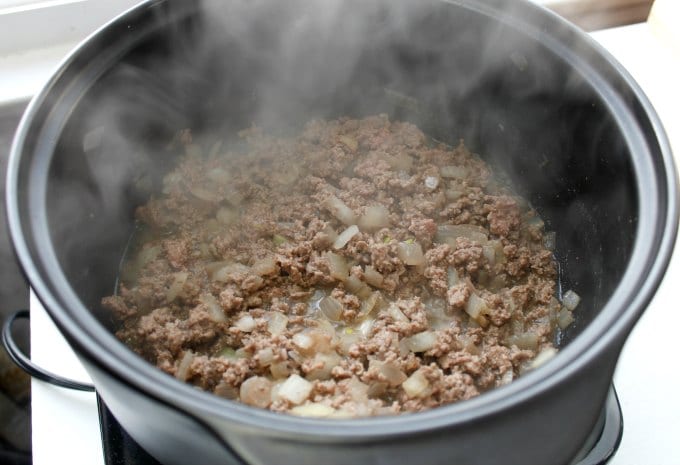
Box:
left=337, top=331, right=362, bottom=355
left=358, top=205, right=390, bottom=232
left=216, top=207, right=239, bottom=224
left=323, top=195, right=357, bottom=225
left=364, top=266, right=384, bottom=288
left=235, top=315, right=257, bottom=332
left=530, top=347, right=557, bottom=369
left=175, top=351, right=194, bottom=381
left=270, top=361, right=292, bottom=379
left=436, top=224, right=488, bottom=244
left=278, top=374, right=313, bottom=405
left=333, top=225, right=360, bottom=249
left=447, top=267, right=460, bottom=287
left=358, top=318, right=375, bottom=337
left=359, top=291, right=382, bottom=318
left=239, top=377, right=272, bottom=408
left=402, top=369, right=430, bottom=398
left=211, top=262, right=250, bottom=283
left=189, top=186, right=222, bottom=203
left=267, top=312, right=288, bottom=335
left=319, top=296, right=343, bottom=321
left=214, top=380, right=239, bottom=399
left=424, top=176, right=439, bottom=190
left=345, top=275, right=372, bottom=300
left=326, top=252, right=349, bottom=281
left=292, top=332, right=314, bottom=352
left=305, top=352, right=341, bottom=380
left=386, top=303, right=409, bottom=323
left=402, top=331, right=437, bottom=353
left=557, top=308, right=574, bottom=329
left=200, top=293, right=227, bottom=323
left=465, top=294, right=488, bottom=320
left=440, top=165, right=469, bottom=179
left=256, top=348, right=275, bottom=367
left=397, top=242, right=425, bottom=266
left=508, top=332, right=539, bottom=350
left=290, top=403, right=336, bottom=417
left=251, top=256, right=279, bottom=276
left=206, top=167, right=230, bottom=184
left=562, top=290, right=581, bottom=311
left=445, top=189, right=464, bottom=201
left=374, top=360, right=407, bottom=386
left=499, top=369, right=514, bottom=386
left=338, top=135, right=358, bottom=153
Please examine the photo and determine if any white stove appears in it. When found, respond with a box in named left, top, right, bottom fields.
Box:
left=30, top=21, right=680, bottom=465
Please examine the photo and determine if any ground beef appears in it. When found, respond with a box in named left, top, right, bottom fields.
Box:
left=106, top=115, right=574, bottom=418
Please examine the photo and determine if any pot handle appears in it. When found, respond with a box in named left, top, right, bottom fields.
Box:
left=1, top=310, right=95, bottom=392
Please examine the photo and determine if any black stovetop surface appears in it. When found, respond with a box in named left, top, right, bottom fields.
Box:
left=97, top=386, right=623, bottom=465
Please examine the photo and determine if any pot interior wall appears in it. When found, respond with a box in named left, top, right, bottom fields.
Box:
left=45, top=0, right=637, bottom=347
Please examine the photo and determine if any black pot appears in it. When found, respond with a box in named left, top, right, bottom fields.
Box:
left=6, top=1, right=678, bottom=464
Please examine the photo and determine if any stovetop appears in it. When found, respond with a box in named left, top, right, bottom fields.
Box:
left=96, top=386, right=623, bottom=465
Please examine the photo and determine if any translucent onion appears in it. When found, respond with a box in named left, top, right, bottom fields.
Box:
left=363, top=266, right=384, bottom=288
left=465, top=294, right=488, bottom=320
left=424, top=176, right=439, bottom=190
left=290, top=403, right=336, bottom=418
left=402, top=331, right=437, bottom=353
left=211, top=262, right=250, bottom=283
left=319, top=296, right=343, bottom=321
left=557, top=308, right=574, bottom=329
left=189, top=186, right=222, bottom=203
left=324, top=252, right=348, bottom=282
left=359, top=291, right=382, bottom=318
left=200, top=293, right=227, bottom=323
left=436, top=224, right=488, bottom=245
left=305, top=352, right=341, bottom=381
left=256, top=348, right=275, bottom=367
left=447, top=267, right=460, bottom=287
left=323, top=195, right=357, bottom=225
left=239, top=377, right=272, bottom=408
left=507, top=332, right=539, bottom=350
left=175, top=351, right=194, bottom=381
left=337, top=331, right=362, bottom=355
left=270, top=361, right=292, bottom=379
left=530, top=347, right=557, bottom=369
left=278, top=374, right=313, bottom=405
left=397, top=242, right=425, bottom=266
left=216, top=207, right=239, bottom=225
left=358, top=205, right=390, bottom=232
left=358, top=318, right=375, bottom=337
left=333, top=225, right=360, bottom=250
left=234, top=315, right=256, bottom=332
left=386, top=304, right=409, bottom=323
left=371, top=360, right=407, bottom=386
left=267, top=312, right=288, bottom=335
left=214, top=380, right=239, bottom=399
left=402, top=369, right=430, bottom=398
left=338, top=135, right=358, bottom=153
left=345, top=275, right=372, bottom=300
left=562, top=290, right=581, bottom=311
left=251, top=256, right=279, bottom=276
left=445, top=189, right=464, bottom=201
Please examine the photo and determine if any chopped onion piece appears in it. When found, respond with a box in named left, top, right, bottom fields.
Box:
left=508, top=332, right=539, bottom=350
left=499, top=369, right=514, bottom=386
left=214, top=380, right=239, bottom=399
left=337, top=331, right=362, bottom=355
left=137, top=245, right=161, bottom=268
left=402, top=369, right=430, bottom=398
left=440, top=165, right=469, bottom=179
left=189, top=186, right=222, bottom=203
left=358, top=205, right=390, bottom=232
left=345, top=377, right=370, bottom=402
left=235, top=315, right=256, bottom=332
left=465, top=294, right=488, bottom=320
left=424, top=176, right=439, bottom=190
left=333, top=225, right=360, bottom=249
left=292, top=332, right=314, bottom=352
left=359, top=291, right=382, bottom=318
left=397, top=241, right=425, bottom=266
left=290, top=403, right=336, bottom=418
left=240, top=377, right=272, bottom=408
left=445, top=189, right=464, bottom=200
left=363, top=266, right=384, bottom=288
left=358, top=318, right=375, bottom=337
left=530, top=347, right=557, bottom=369
left=211, top=262, right=250, bottom=283
left=175, top=351, right=194, bottom=381
left=200, top=293, right=226, bottom=323
left=557, top=308, right=574, bottom=329
left=345, top=275, right=372, bottom=300
left=323, top=195, right=357, bottom=225
left=166, top=271, right=188, bottom=302
left=278, top=374, right=313, bottom=405
left=371, top=360, right=407, bottom=387
left=436, top=224, right=488, bottom=244
left=402, top=331, right=437, bottom=353
left=270, top=361, right=292, bottom=379
left=562, top=290, right=581, bottom=311
left=482, top=244, right=496, bottom=265
left=251, top=256, right=279, bottom=276
left=305, top=352, right=341, bottom=380
left=386, top=303, right=409, bottom=323
left=319, top=296, right=343, bottom=321
left=206, top=167, right=230, bottom=184
left=326, top=252, right=349, bottom=281
left=267, top=312, right=288, bottom=335
left=256, top=348, right=275, bottom=367
left=447, top=267, right=460, bottom=287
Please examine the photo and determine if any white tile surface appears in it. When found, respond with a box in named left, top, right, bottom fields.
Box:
left=28, top=21, right=680, bottom=465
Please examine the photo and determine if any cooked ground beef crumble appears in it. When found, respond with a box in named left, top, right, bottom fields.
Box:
left=103, top=115, right=575, bottom=417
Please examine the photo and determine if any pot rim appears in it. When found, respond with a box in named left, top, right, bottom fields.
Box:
left=6, top=0, right=679, bottom=439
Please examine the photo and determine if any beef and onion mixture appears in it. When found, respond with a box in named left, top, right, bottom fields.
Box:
left=103, top=115, right=580, bottom=418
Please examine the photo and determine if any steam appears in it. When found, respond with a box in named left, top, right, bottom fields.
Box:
left=41, top=0, right=635, bottom=336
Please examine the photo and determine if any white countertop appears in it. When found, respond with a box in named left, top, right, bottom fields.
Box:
left=30, top=22, right=680, bottom=465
